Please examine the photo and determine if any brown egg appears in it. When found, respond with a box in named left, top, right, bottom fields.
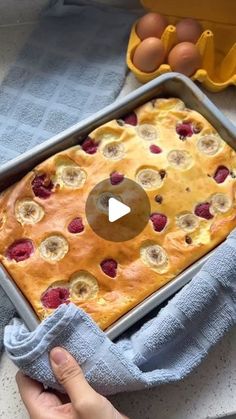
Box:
left=136, top=12, right=168, bottom=40
left=176, top=18, right=203, bottom=43
left=168, top=42, right=201, bottom=77
left=133, top=37, right=165, bottom=73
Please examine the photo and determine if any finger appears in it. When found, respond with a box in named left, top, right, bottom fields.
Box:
left=50, top=347, right=95, bottom=407
left=16, top=371, right=44, bottom=412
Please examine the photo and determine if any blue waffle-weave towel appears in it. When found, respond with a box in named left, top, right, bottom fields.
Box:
left=0, top=2, right=136, bottom=165
left=4, top=230, right=236, bottom=395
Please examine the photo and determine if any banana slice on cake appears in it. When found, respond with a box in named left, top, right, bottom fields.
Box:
left=167, top=150, right=193, bottom=170
left=140, top=242, right=169, bottom=273
left=15, top=199, right=44, bottom=225
left=39, top=235, right=69, bottom=262
left=137, top=124, right=158, bottom=141
left=211, top=193, right=232, bottom=213
left=97, top=192, right=121, bottom=213
left=70, top=271, right=99, bottom=301
left=176, top=212, right=199, bottom=232
left=136, top=168, right=163, bottom=190
left=197, top=135, right=221, bottom=155
left=102, top=142, right=125, bottom=160
left=56, top=164, right=87, bottom=189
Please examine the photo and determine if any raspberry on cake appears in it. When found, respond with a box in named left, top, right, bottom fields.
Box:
left=121, top=111, right=138, bottom=126
left=213, top=166, right=230, bottom=183
left=110, top=172, right=124, bottom=185
left=150, top=144, right=162, bottom=154
left=194, top=203, right=214, bottom=220
left=100, top=259, right=117, bottom=278
left=176, top=122, right=194, bottom=139
left=150, top=213, right=167, bottom=232
left=41, top=287, right=70, bottom=309
left=81, top=137, right=98, bottom=154
left=68, top=217, right=84, bottom=234
left=32, top=173, right=54, bottom=199
left=6, top=239, right=34, bottom=262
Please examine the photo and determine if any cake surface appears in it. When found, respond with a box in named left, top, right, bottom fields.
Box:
left=0, top=97, right=235, bottom=329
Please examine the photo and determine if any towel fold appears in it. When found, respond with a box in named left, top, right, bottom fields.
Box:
left=0, top=287, right=16, bottom=356
left=4, top=229, right=236, bottom=395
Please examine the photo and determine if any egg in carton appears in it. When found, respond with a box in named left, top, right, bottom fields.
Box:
left=127, top=0, right=236, bottom=92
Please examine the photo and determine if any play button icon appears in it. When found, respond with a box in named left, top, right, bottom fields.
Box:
left=85, top=178, right=150, bottom=242
left=108, top=198, right=131, bottom=222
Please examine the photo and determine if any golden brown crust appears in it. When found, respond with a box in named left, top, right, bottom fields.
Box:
left=0, top=98, right=235, bottom=329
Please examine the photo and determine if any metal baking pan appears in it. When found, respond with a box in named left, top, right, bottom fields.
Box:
left=0, top=72, right=235, bottom=341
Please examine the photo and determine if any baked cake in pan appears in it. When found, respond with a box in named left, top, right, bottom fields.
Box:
left=0, top=98, right=235, bottom=329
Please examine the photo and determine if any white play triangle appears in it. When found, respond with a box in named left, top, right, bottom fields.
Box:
left=108, top=197, right=131, bottom=222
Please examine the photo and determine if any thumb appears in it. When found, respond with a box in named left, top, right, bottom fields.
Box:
left=50, top=347, right=94, bottom=406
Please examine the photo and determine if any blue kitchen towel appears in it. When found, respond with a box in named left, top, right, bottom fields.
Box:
left=0, top=3, right=136, bottom=165
left=4, top=229, right=236, bottom=395
left=0, top=287, right=16, bottom=356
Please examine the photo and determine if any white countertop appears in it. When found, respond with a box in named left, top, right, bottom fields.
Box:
left=0, top=2, right=236, bottom=419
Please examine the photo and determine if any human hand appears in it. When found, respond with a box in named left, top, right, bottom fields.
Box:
left=16, top=347, right=128, bottom=419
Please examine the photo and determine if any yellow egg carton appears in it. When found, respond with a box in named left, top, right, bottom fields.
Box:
left=127, top=0, right=236, bottom=91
